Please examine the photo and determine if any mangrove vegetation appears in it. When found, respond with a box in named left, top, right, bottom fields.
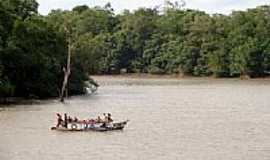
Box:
left=1, top=0, right=270, bottom=99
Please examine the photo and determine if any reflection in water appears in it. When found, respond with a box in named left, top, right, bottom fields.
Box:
left=1, top=77, right=270, bottom=160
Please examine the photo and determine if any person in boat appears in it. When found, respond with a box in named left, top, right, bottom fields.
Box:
left=107, top=113, right=113, bottom=123
left=96, top=116, right=102, bottom=123
left=100, top=113, right=108, bottom=128
left=67, top=116, right=72, bottom=123
left=56, top=113, right=63, bottom=127
left=103, top=113, right=107, bottom=122
left=88, top=119, right=94, bottom=124
left=64, top=113, right=68, bottom=128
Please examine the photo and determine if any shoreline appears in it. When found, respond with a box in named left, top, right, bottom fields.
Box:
left=0, top=97, right=38, bottom=106
left=91, top=73, right=270, bottom=80
left=92, top=73, right=270, bottom=87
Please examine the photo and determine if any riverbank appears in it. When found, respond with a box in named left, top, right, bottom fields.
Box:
left=92, top=73, right=270, bottom=79
left=0, top=97, right=50, bottom=106
left=92, top=74, right=270, bottom=86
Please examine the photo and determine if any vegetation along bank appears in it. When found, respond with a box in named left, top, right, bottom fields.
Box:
left=1, top=0, right=270, bottom=99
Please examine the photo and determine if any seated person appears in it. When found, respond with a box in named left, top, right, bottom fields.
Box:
left=67, top=116, right=72, bottom=123
left=107, top=113, right=113, bottom=123
left=96, top=116, right=102, bottom=123
left=103, top=113, right=108, bottom=122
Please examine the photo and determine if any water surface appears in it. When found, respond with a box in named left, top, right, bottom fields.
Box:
left=1, top=77, right=270, bottom=160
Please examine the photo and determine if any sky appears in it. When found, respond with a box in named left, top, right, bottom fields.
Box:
left=37, top=0, right=270, bottom=15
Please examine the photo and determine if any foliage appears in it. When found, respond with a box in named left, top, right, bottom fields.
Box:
left=42, top=3, right=270, bottom=78
left=1, top=1, right=270, bottom=99
left=0, top=0, right=89, bottom=99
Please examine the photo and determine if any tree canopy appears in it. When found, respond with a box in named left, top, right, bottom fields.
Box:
left=0, top=0, right=89, bottom=99
left=1, top=0, right=270, bottom=99
left=44, top=2, right=270, bottom=78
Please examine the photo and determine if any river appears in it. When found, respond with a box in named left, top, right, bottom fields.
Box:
left=1, top=76, right=270, bottom=160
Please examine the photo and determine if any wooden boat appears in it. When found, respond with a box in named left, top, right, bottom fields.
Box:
left=51, top=120, right=129, bottom=132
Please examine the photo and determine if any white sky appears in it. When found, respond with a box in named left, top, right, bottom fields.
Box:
left=37, top=0, right=270, bottom=15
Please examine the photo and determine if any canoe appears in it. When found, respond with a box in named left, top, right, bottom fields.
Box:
left=51, top=120, right=129, bottom=132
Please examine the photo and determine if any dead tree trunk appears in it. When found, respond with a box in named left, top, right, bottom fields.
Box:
left=60, top=32, right=72, bottom=102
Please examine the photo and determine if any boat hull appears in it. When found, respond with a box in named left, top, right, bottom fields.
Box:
left=51, top=120, right=128, bottom=132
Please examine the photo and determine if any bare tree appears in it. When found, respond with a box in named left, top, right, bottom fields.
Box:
left=60, top=24, right=73, bottom=102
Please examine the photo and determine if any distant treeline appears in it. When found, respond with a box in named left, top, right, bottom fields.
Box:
left=1, top=0, right=270, bottom=98
left=45, top=2, right=270, bottom=77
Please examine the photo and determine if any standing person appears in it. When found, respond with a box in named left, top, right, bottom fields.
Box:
left=56, top=113, right=63, bottom=127
left=64, top=113, right=68, bottom=128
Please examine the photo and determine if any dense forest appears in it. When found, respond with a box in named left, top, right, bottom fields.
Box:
left=1, top=0, right=270, bottom=99
left=0, top=0, right=90, bottom=99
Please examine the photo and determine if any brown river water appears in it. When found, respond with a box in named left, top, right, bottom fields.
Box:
left=1, top=76, right=270, bottom=160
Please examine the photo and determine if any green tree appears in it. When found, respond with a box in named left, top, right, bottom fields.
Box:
left=1, top=0, right=38, bottom=19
